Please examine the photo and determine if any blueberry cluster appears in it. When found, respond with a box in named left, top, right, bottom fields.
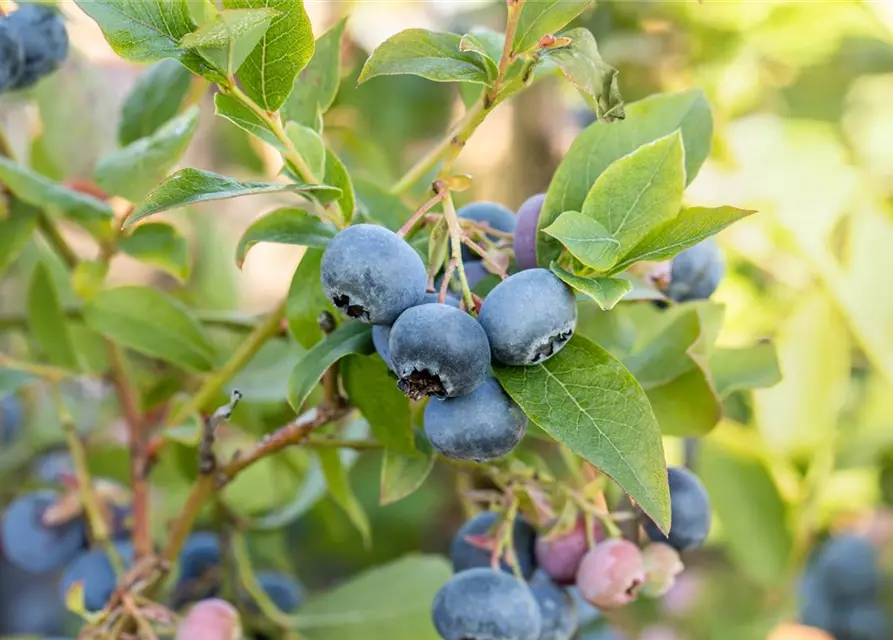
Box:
left=799, top=535, right=889, bottom=640
left=431, top=467, right=712, bottom=640
left=0, top=3, right=69, bottom=93
left=174, top=531, right=304, bottom=615
left=320, top=200, right=576, bottom=462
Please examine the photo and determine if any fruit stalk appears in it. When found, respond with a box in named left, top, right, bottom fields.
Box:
left=441, top=192, right=476, bottom=311
left=51, top=385, right=124, bottom=575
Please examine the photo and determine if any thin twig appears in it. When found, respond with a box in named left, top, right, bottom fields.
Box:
left=461, top=237, right=509, bottom=279
left=441, top=193, right=475, bottom=311
left=199, top=390, right=243, bottom=475
left=487, top=0, right=527, bottom=104
left=396, top=187, right=446, bottom=238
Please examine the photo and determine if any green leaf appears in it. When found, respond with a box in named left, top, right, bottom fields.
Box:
left=709, top=344, right=781, bottom=399
left=285, top=122, right=326, bottom=179
left=222, top=0, right=315, bottom=111
left=541, top=210, right=620, bottom=271
left=354, top=177, right=411, bottom=231
left=318, top=446, right=371, bottom=546
left=71, top=260, right=109, bottom=300
left=494, top=334, right=670, bottom=532
left=0, top=198, right=39, bottom=278
left=342, top=355, right=414, bottom=454
left=324, top=146, right=356, bottom=224
left=283, top=19, right=347, bottom=128
left=754, top=292, right=849, bottom=457
left=235, top=207, right=335, bottom=267
left=549, top=262, right=631, bottom=311
left=213, top=93, right=286, bottom=152
left=119, top=222, right=191, bottom=281
left=625, top=303, right=723, bottom=436
left=580, top=131, right=685, bottom=251
left=543, top=28, right=624, bottom=123
left=538, top=89, right=713, bottom=266
left=612, top=206, right=756, bottom=274
left=179, top=8, right=277, bottom=75
left=380, top=437, right=435, bottom=505
left=458, top=34, right=498, bottom=83
left=83, top=286, right=216, bottom=372
left=0, top=156, right=113, bottom=225
left=229, top=338, right=304, bottom=403
left=296, top=555, right=451, bottom=639
left=28, top=263, right=79, bottom=370
left=358, top=30, right=492, bottom=86
left=286, top=249, right=336, bottom=349
left=699, top=432, right=793, bottom=587
left=126, top=168, right=339, bottom=226
left=119, top=59, right=194, bottom=146
left=287, top=322, right=374, bottom=411
left=513, top=0, right=592, bottom=53
left=74, top=0, right=214, bottom=77
left=95, top=106, right=200, bottom=203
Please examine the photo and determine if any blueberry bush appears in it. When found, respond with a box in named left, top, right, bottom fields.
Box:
left=1, top=1, right=892, bottom=639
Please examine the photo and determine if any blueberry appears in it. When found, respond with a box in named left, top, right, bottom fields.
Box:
left=6, top=4, right=68, bottom=90
left=798, top=568, right=834, bottom=632
left=530, top=571, right=578, bottom=640
left=840, top=603, right=888, bottom=640
left=255, top=572, right=304, bottom=612
left=1, top=491, right=86, bottom=574
left=424, top=377, right=527, bottom=461
left=815, top=535, right=880, bottom=603
left=535, top=518, right=604, bottom=586
left=320, top=224, right=427, bottom=325
left=176, top=599, right=241, bottom=640
left=0, top=394, right=23, bottom=444
left=31, top=449, right=73, bottom=483
left=644, top=467, right=711, bottom=551
left=576, top=539, right=645, bottom=609
left=372, top=292, right=459, bottom=370
left=458, top=202, right=517, bottom=261
left=0, top=551, right=67, bottom=635
left=175, top=532, right=222, bottom=604
left=0, top=19, right=24, bottom=92
left=513, top=193, right=545, bottom=271
left=665, top=239, right=725, bottom=303
left=431, top=567, right=542, bottom=640
left=60, top=541, right=133, bottom=612
left=451, top=511, right=537, bottom=579
left=389, top=303, right=490, bottom=399
left=479, top=269, right=577, bottom=366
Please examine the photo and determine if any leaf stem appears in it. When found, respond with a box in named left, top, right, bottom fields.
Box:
left=107, top=344, right=152, bottom=561
left=0, top=308, right=265, bottom=334
left=37, top=210, right=78, bottom=269
left=488, top=0, right=527, bottom=104
left=0, top=353, right=73, bottom=381
left=51, top=386, right=124, bottom=575
left=441, top=192, right=476, bottom=311
left=165, top=300, right=287, bottom=429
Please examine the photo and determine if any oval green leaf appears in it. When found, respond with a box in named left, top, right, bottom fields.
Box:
left=494, top=334, right=670, bottom=532
left=235, top=207, right=335, bottom=267
left=83, top=286, right=216, bottom=372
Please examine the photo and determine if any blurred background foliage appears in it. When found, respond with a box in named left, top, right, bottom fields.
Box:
left=4, top=1, right=893, bottom=639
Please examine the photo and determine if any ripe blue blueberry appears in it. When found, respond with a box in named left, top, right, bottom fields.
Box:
left=451, top=511, right=537, bottom=579
left=6, top=4, right=68, bottom=90
left=458, top=201, right=517, bottom=261
left=665, top=240, right=725, bottom=303
left=174, top=531, right=222, bottom=604
left=643, top=467, right=711, bottom=551
left=840, top=603, right=888, bottom=640
left=424, top=377, right=527, bottom=461
left=60, top=541, right=133, bottom=612
left=513, top=193, right=545, bottom=271
left=431, top=567, right=542, bottom=640
left=0, top=491, right=86, bottom=574
left=255, top=572, right=304, bottom=612
left=0, top=20, right=24, bottom=92
left=530, top=571, right=578, bottom=640
left=389, top=303, right=490, bottom=399
left=0, top=551, right=68, bottom=636
left=320, top=224, right=427, bottom=325
left=479, top=269, right=577, bottom=366
left=815, top=535, right=880, bottom=603
left=372, top=292, right=459, bottom=370
left=0, top=394, right=23, bottom=445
